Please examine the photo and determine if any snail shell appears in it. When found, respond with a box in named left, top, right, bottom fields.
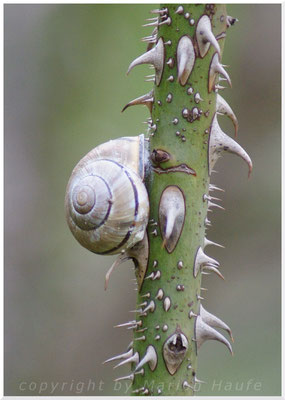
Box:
left=65, top=134, right=150, bottom=255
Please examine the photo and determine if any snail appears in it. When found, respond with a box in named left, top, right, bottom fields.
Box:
left=65, top=134, right=150, bottom=256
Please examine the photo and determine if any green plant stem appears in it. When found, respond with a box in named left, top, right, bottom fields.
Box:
left=132, top=4, right=227, bottom=396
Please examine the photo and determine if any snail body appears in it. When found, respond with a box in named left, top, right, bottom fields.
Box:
left=65, top=134, right=150, bottom=255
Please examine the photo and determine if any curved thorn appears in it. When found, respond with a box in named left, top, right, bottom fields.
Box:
left=127, top=37, right=164, bottom=85
left=209, top=53, right=231, bottom=92
left=177, top=35, right=195, bottom=86
left=209, top=114, right=252, bottom=177
left=134, top=345, right=157, bottom=372
left=194, top=246, right=219, bottom=277
left=216, top=94, right=238, bottom=137
left=202, top=265, right=225, bottom=280
left=122, top=90, right=154, bottom=114
left=200, top=304, right=234, bottom=342
left=195, top=315, right=233, bottom=355
left=196, top=15, right=221, bottom=57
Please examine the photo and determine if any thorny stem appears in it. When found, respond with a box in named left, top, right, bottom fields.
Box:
left=131, top=4, right=228, bottom=396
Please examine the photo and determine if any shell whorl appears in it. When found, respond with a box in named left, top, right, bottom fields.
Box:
left=65, top=135, right=149, bottom=255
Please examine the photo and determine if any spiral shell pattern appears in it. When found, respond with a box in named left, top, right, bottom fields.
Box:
left=65, top=135, right=149, bottom=255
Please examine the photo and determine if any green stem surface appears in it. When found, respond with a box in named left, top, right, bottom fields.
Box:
left=132, top=4, right=227, bottom=396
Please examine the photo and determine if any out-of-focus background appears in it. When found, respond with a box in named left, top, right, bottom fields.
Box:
left=4, top=4, right=281, bottom=396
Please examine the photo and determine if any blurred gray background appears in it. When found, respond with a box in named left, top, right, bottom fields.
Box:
left=4, top=4, right=281, bottom=396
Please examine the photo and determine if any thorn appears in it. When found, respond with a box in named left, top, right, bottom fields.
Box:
left=134, top=345, right=158, bottom=372
left=208, top=201, right=225, bottom=210
left=144, top=271, right=160, bottom=281
left=141, top=37, right=156, bottom=44
left=127, top=37, right=165, bottom=86
left=175, top=6, right=184, bottom=14
left=209, top=114, right=253, bottom=177
left=182, top=381, right=194, bottom=390
left=200, top=304, right=234, bottom=342
left=194, top=376, right=207, bottom=384
left=103, top=348, right=133, bottom=364
left=216, top=93, right=239, bottom=137
left=139, top=312, right=147, bottom=317
left=114, top=321, right=137, bottom=329
left=204, top=217, right=212, bottom=227
left=149, top=220, right=158, bottom=226
left=150, top=8, right=168, bottom=15
left=144, top=272, right=154, bottom=280
left=159, top=186, right=186, bottom=253
left=194, top=246, right=219, bottom=277
left=132, top=387, right=145, bottom=394
left=155, top=288, right=164, bottom=300
left=152, top=260, right=158, bottom=267
left=122, top=90, right=154, bottom=114
left=135, top=368, right=145, bottom=376
left=195, top=315, right=233, bottom=355
left=127, top=340, right=134, bottom=350
left=226, top=15, right=238, bottom=27
left=166, top=57, right=175, bottom=68
left=159, top=17, right=171, bottom=26
left=196, top=15, right=221, bottom=57
left=202, top=265, right=225, bottom=280
left=105, top=254, right=129, bottom=290
left=113, top=352, right=139, bottom=369
left=141, top=292, right=151, bottom=298
left=136, top=327, right=148, bottom=333
left=142, top=21, right=158, bottom=28
left=194, top=92, right=204, bottom=103
left=142, top=300, right=156, bottom=313
left=167, top=75, right=174, bottom=82
left=209, top=183, right=225, bottom=192
left=177, top=35, right=195, bottom=86
left=126, top=325, right=139, bottom=330
left=163, top=296, right=171, bottom=312
left=192, top=107, right=199, bottom=119
left=204, top=238, right=225, bottom=249
left=153, top=271, right=161, bottom=280
left=203, top=194, right=221, bottom=202
left=134, top=335, right=146, bottom=342
left=189, top=311, right=198, bottom=318
left=209, top=53, right=232, bottom=92
left=114, top=373, right=134, bottom=382
left=215, top=84, right=226, bottom=91
left=145, top=17, right=159, bottom=22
